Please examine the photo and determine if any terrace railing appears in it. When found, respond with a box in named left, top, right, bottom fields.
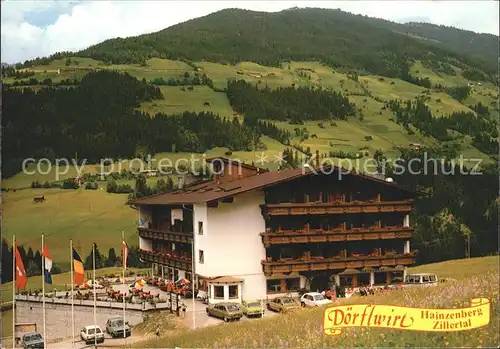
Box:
left=140, top=250, right=192, bottom=272
left=261, top=200, right=413, bottom=217
left=261, top=226, right=413, bottom=246
left=138, top=227, right=193, bottom=244
left=261, top=252, right=416, bottom=275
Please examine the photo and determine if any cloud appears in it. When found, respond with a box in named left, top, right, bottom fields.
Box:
left=1, top=0, right=498, bottom=64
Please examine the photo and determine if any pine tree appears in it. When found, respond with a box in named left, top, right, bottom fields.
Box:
left=106, top=247, right=117, bottom=267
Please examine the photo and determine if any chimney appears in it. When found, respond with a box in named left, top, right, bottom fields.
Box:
left=315, top=150, right=320, bottom=168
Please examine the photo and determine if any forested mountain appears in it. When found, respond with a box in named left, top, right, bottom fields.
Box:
left=399, top=22, right=498, bottom=70
left=227, top=80, right=355, bottom=125
left=2, top=71, right=255, bottom=177
left=21, top=8, right=496, bottom=80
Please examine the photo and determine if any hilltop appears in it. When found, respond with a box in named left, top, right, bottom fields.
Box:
left=21, top=8, right=497, bottom=79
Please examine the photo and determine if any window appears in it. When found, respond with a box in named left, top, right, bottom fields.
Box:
left=185, top=272, right=192, bottom=282
left=229, top=285, right=238, bottom=299
left=199, top=250, right=204, bottom=264
left=198, top=221, right=204, bottom=235
left=266, top=279, right=281, bottom=293
left=214, top=285, right=224, bottom=299
left=285, top=278, right=300, bottom=291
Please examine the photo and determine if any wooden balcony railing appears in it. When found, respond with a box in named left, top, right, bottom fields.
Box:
left=261, top=200, right=413, bottom=217
left=140, top=250, right=192, bottom=272
left=138, top=227, right=193, bottom=244
left=261, top=226, right=413, bottom=246
left=261, top=252, right=416, bottom=275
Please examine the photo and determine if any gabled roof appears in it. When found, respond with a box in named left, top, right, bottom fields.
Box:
left=207, top=276, right=243, bottom=284
left=129, top=164, right=422, bottom=206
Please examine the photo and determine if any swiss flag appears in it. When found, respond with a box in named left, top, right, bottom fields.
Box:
left=15, top=246, right=28, bottom=290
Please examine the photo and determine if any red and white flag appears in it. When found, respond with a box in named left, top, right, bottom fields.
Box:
left=15, top=246, right=28, bottom=290
left=122, top=240, right=128, bottom=269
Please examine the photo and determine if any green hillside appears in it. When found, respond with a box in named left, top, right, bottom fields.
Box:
left=20, top=9, right=495, bottom=78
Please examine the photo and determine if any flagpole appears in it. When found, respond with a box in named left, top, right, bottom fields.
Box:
left=12, top=234, right=16, bottom=349
left=191, top=241, right=195, bottom=330
left=70, top=239, right=75, bottom=348
left=93, top=243, right=97, bottom=348
left=122, top=231, right=126, bottom=341
left=41, top=233, right=46, bottom=349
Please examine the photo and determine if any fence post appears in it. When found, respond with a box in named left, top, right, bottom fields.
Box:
left=169, top=293, right=173, bottom=314
left=176, top=294, right=180, bottom=317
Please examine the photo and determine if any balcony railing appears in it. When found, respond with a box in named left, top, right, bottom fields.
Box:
left=261, top=252, right=416, bottom=275
left=140, top=250, right=192, bottom=272
left=261, top=226, right=413, bottom=246
left=138, top=227, right=193, bottom=244
left=261, top=200, right=413, bottom=217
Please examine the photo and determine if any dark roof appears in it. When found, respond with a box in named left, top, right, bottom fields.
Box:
left=129, top=164, right=422, bottom=206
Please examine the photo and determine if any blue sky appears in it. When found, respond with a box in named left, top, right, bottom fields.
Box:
left=1, top=1, right=499, bottom=64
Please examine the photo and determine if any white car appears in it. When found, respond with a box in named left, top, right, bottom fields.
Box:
left=80, top=325, right=105, bottom=345
left=300, top=292, right=333, bottom=307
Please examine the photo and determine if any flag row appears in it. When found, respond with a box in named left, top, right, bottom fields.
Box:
left=13, top=240, right=128, bottom=290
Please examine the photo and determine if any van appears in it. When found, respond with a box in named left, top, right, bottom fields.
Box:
left=404, top=273, right=438, bottom=287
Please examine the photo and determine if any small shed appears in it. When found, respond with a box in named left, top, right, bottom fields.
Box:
left=207, top=276, right=243, bottom=304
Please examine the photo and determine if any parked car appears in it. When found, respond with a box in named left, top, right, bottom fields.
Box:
left=80, top=325, right=105, bottom=345
left=300, top=292, right=334, bottom=307
left=21, top=332, right=44, bottom=349
left=106, top=316, right=131, bottom=338
left=267, top=297, right=300, bottom=313
left=404, top=273, right=438, bottom=288
left=206, top=302, right=243, bottom=322
left=240, top=300, right=265, bottom=317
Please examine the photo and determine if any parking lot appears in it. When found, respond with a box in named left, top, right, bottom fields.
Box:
left=12, top=283, right=284, bottom=348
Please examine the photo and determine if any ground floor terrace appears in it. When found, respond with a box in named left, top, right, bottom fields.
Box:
left=146, top=257, right=408, bottom=304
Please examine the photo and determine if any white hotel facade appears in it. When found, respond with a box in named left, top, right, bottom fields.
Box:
left=131, top=157, right=417, bottom=304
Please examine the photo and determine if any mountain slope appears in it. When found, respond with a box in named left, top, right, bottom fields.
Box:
left=74, top=8, right=495, bottom=79
left=401, top=22, right=498, bottom=70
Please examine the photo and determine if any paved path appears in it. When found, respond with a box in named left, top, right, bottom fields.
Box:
left=12, top=283, right=280, bottom=348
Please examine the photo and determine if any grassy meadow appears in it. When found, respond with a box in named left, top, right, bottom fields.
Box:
left=139, top=85, right=235, bottom=118
left=135, top=256, right=499, bottom=348
left=1, top=188, right=137, bottom=266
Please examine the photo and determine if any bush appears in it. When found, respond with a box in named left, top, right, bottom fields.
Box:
left=85, top=182, right=98, bottom=190
left=43, top=181, right=51, bottom=188
left=114, top=184, right=134, bottom=194
left=106, top=178, right=118, bottom=193
left=62, top=178, right=78, bottom=189
left=31, top=181, right=42, bottom=188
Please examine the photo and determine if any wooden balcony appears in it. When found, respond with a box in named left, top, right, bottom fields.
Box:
left=140, top=250, right=192, bottom=272
left=261, top=226, right=413, bottom=246
left=138, top=227, right=193, bottom=244
left=261, top=253, right=416, bottom=275
left=261, top=200, right=413, bottom=217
